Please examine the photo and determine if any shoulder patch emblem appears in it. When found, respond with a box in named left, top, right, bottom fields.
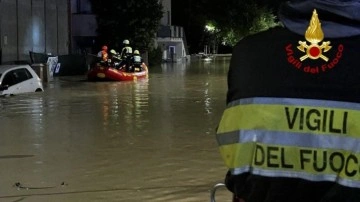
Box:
left=298, top=9, right=331, bottom=61
left=285, top=9, right=344, bottom=74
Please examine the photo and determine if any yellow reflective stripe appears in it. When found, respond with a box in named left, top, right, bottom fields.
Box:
left=217, top=104, right=358, bottom=137
left=219, top=142, right=255, bottom=168
left=220, top=142, right=360, bottom=182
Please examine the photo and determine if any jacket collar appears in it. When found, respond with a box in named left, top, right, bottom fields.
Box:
left=278, top=0, right=360, bottom=38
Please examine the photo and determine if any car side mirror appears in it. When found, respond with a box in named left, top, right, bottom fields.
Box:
left=0, top=85, right=9, bottom=91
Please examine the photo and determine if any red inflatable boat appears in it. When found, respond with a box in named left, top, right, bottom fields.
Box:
left=87, top=63, right=148, bottom=81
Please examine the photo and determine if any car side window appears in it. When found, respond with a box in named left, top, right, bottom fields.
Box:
left=2, top=71, right=16, bottom=86
left=2, top=68, right=33, bottom=87
left=13, top=68, right=33, bottom=83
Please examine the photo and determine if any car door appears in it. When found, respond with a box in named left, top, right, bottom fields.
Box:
left=1, top=68, right=34, bottom=95
left=14, top=68, right=36, bottom=93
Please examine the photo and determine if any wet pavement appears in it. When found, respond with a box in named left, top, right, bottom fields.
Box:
left=0, top=58, right=233, bottom=202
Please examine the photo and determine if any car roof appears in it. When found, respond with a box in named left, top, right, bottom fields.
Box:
left=0, top=64, right=31, bottom=74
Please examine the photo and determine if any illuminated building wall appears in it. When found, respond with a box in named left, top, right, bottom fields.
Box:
left=0, top=0, right=69, bottom=63
left=160, top=0, right=171, bottom=26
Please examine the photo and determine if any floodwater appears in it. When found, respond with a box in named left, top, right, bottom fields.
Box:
left=0, top=57, right=233, bottom=202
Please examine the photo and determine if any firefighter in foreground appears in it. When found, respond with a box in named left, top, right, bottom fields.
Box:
left=216, top=0, right=360, bottom=201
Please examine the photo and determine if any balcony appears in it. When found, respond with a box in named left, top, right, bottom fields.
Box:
left=157, top=25, right=184, bottom=39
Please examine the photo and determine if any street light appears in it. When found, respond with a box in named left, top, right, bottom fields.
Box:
left=205, top=23, right=216, bottom=33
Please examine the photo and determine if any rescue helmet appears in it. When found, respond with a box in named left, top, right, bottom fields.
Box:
left=134, top=50, right=140, bottom=55
left=110, top=49, right=117, bottom=54
left=123, top=39, right=130, bottom=45
left=102, top=45, right=108, bottom=51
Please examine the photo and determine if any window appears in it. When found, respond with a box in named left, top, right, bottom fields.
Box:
left=2, top=68, right=33, bottom=87
left=13, top=68, right=33, bottom=83
left=73, top=0, right=92, bottom=14
left=2, top=72, right=15, bottom=86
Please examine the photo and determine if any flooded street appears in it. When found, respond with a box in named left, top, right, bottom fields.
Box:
left=0, top=58, right=233, bottom=202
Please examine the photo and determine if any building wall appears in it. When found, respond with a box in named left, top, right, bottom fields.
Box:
left=57, top=0, right=70, bottom=55
left=18, top=0, right=33, bottom=61
left=0, top=0, right=69, bottom=63
left=69, top=0, right=97, bottom=53
left=0, top=0, right=17, bottom=62
left=32, top=0, right=46, bottom=53
left=45, top=0, right=58, bottom=55
left=160, top=0, right=171, bottom=26
left=71, top=0, right=92, bottom=14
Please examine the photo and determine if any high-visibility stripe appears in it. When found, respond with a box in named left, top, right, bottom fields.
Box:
left=231, top=166, right=360, bottom=188
left=217, top=129, right=360, bottom=152
left=217, top=98, right=359, bottom=137
left=220, top=142, right=360, bottom=188
left=227, top=97, right=360, bottom=110
left=216, top=97, right=360, bottom=188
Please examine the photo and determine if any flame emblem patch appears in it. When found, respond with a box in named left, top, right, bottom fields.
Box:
left=285, top=9, right=344, bottom=74
left=298, top=9, right=332, bottom=61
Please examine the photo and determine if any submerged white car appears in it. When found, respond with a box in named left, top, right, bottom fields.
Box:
left=0, top=64, right=44, bottom=96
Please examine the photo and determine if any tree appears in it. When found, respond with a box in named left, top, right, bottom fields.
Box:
left=203, top=0, right=280, bottom=47
left=90, top=0, right=163, bottom=51
left=172, top=0, right=284, bottom=52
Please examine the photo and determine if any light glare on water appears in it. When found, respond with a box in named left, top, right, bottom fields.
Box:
left=0, top=58, right=233, bottom=201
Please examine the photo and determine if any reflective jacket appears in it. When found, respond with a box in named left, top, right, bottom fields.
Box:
left=217, top=7, right=360, bottom=202
left=97, top=50, right=108, bottom=61
left=121, top=46, right=133, bottom=59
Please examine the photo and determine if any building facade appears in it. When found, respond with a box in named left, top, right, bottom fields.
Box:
left=0, top=0, right=188, bottom=64
left=157, top=0, right=189, bottom=62
left=0, top=0, right=70, bottom=64
left=69, top=0, right=96, bottom=54
left=70, top=0, right=189, bottom=62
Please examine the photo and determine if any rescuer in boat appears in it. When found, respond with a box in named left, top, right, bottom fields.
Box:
left=109, top=49, right=122, bottom=69
left=119, top=39, right=133, bottom=71
left=130, top=50, right=143, bottom=72
left=97, top=45, right=109, bottom=64
left=216, top=0, right=360, bottom=201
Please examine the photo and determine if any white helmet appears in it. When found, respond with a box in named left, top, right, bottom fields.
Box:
left=134, top=50, right=140, bottom=55
left=123, top=39, right=130, bottom=45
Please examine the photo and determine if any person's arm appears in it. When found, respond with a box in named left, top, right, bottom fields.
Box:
left=119, top=48, right=126, bottom=59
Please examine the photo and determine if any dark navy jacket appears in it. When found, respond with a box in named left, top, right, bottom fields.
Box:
left=225, top=1, right=360, bottom=201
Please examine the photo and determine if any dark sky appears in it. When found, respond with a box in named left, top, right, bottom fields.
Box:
left=171, top=0, right=191, bottom=27
left=171, top=0, right=207, bottom=53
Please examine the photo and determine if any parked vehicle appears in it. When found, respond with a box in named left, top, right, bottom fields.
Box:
left=0, top=64, right=44, bottom=96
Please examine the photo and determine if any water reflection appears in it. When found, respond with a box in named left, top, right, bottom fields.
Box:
left=160, top=57, right=229, bottom=76
left=0, top=57, right=232, bottom=202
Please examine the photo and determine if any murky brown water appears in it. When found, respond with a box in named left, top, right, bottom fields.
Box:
left=0, top=57, right=233, bottom=202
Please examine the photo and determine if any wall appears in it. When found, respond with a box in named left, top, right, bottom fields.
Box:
left=0, top=0, right=69, bottom=63
left=160, top=0, right=171, bottom=26
left=70, top=0, right=97, bottom=53
left=71, top=0, right=92, bottom=14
